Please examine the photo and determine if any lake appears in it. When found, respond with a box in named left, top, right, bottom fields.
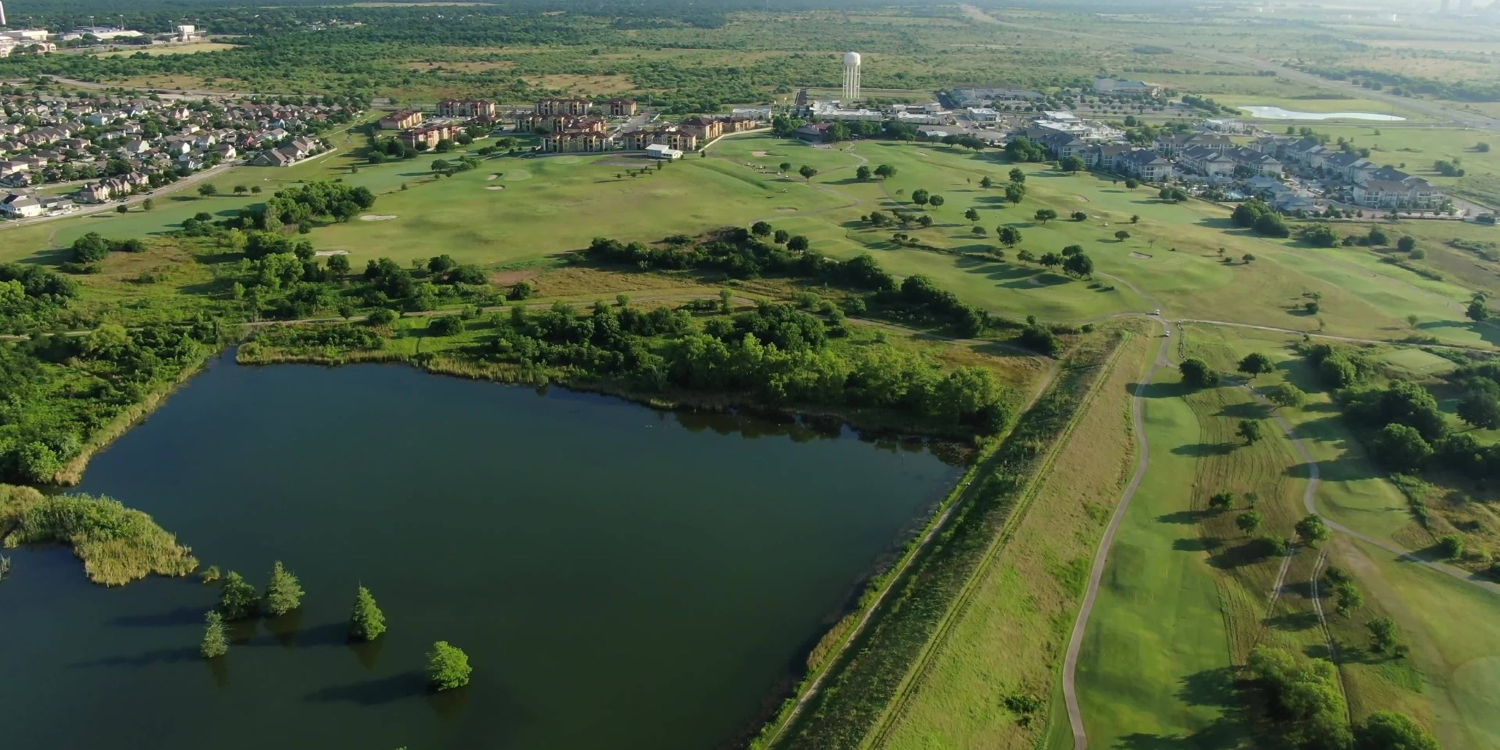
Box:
left=1238, top=105, right=1406, bottom=121
left=0, top=357, right=963, bottom=750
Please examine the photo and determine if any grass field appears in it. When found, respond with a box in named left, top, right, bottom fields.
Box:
left=8, top=131, right=1497, bottom=351
left=95, top=42, right=242, bottom=57
left=870, top=327, right=1148, bottom=750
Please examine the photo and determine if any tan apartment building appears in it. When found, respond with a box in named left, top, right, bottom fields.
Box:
left=379, top=110, right=424, bottom=130
left=398, top=123, right=463, bottom=150
left=535, top=98, right=593, bottom=116
left=437, top=100, right=497, bottom=119
left=605, top=98, right=639, bottom=117
left=541, top=131, right=617, bottom=153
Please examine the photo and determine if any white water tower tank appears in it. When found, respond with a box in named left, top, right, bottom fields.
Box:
left=842, top=51, right=862, bottom=102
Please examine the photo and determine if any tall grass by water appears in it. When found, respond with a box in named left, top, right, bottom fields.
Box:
left=1, top=485, right=198, bottom=586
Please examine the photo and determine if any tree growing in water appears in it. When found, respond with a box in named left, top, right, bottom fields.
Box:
left=427, top=641, right=473, bottom=691
left=201, top=610, right=229, bottom=659
left=349, top=586, right=387, bottom=642
left=264, top=561, right=305, bottom=616
left=219, top=571, right=259, bottom=620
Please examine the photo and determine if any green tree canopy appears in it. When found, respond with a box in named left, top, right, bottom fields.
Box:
left=427, top=641, right=473, bottom=691
left=263, top=561, right=305, bottom=617
left=349, top=585, right=387, bottom=642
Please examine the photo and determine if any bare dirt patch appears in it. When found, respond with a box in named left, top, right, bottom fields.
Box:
left=524, top=74, right=636, bottom=96
left=1130, top=252, right=1153, bottom=260
left=360, top=214, right=399, bottom=222
left=405, top=60, right=514, bottom=73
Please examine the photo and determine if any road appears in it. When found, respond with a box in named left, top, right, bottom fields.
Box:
left=0, top=159, right=242, bottom=232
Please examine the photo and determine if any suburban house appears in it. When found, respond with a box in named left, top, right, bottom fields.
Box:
left=436, top=100, right=496, bottom=119
left=0, top=193, right=42, bottom=219
left=605, top=98, right=639, bottom=117
left=250, top=136, right=322, bottom=167
left=379, top=110, right=424, bottom=130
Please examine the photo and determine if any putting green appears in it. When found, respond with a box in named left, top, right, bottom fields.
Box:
left=501, top=168, right=535, bottom=181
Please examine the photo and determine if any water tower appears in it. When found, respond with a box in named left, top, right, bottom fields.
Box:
left=843, top=51, right=861, bottom=103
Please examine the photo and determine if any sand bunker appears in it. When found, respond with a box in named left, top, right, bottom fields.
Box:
left=313, top=249, right=350, bottom=257
left=775, top=207, right=798, bottom=213
left=360, top=214, right=398, bottom=222
left=1130, top=252, right=1153, bottom=260
left=487, top=173, right=501, bottom=180
left=486, top=185, right=506, bottom=190
left=752, top=150, right=769, bottom=157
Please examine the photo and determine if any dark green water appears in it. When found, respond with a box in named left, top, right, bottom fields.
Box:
left=1, top=356, right=962, bottom=750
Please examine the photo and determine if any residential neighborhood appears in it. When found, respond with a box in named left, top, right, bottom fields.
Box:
left=0, top=86, right=356, bottom=220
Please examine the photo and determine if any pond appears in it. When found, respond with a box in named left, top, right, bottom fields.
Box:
left=0, top=357, right=963, bottom=750
left=1238, top=105, right=1406, bottom=122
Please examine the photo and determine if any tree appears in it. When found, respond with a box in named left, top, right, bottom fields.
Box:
left=911, top=189, right=930, bottom=206
left=1236, top=510, right=1264, bottom=535
left=751, top=221, right=772, bottom=237
left=1034, top=209, right=1058, bottom=224
left=1238, top=352, right=1275, bottom=379
left=1305, top=301, right=1321, bottom=314
left=1242, top=253, right=1255, bottom=264
left=1009, top=167, right=1026, bottom=184
left=1237, top=419, right=1263, bottom=445
left=1039, top=252, right=1063, bottom=268
left=201, top=610, right=229, bottom=659
left=1179, top=358, right=1220, bottom=388
left=430, top=158, right=452, bottom=173
left=219, top=571, right=258, bottom=620
left=1295, top=514, right=1329, bottom=546
left=1005, top=183, right=1026, bottom=204
left=856, top=165, right=871, bottom=181
left=264, top=561, right=304, bottom=616
left=1438, top=534, right=1465, bottom=559
left=1373, top=423, right=1432, bottom=472
left=874, top=164, right=895, bottom=179
left=1131, top=214, right=1140, bottom=224
left=349, top=586, right=387, bottom=641
left=1209, top=491, right=1236, bottom=512
left=998, top=226, right=1022, bottom=247
left=1458, top=391, right=1500, bottom=429
left=1059, top=155, right=1086, bottom=173
left=980, top=175, right=994, bottom=188
left=1366, top=617, right=1401, bottom=656
left=197, top=183, right=218, bottom=197
left=142, top=198, right=155, bottom=211
left=1480, top=142, right=1493, bottom=153
left=787, top=235, right=809, bottom=252
left=251, top=186, right=262, bottom=194
left=1124, top=178, right=1139, bottom=189
left=928, top=195, right=945, bottom=207
left=1114, top=230, right=1131, bottom=242
left=1467, top=298, right=1490, bottom=322
left=1267, top=383, right=1306, bottom=409
left=773, top=229, right=789, bottom=244
left=778, top=162, right=792, bottom=172
left=327, top=254, right=351, bottom=274
left=1072, top=211, right=1088, bottom=221
left=1254, top=212, right=1291, bottom=238
left=1016, top=249, right=1036, bottom=263
left=1396, top=236, right=1416, bottom=253
left=427, top=641, right=473, bottom=691
left=1355, top=712, right=1438, bottom=750
left=116, top=205, right=128, bottom=214
left=798, top=165, right=818, bottom=181
left=964, top=208, right=980, bottom=222
left=1062, top=252, right=1095, bottom=278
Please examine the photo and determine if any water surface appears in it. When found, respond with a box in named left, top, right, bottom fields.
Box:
left=1239, top=105, right=1405, bottom=121
left=1, top=357, right=961, bottom=750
